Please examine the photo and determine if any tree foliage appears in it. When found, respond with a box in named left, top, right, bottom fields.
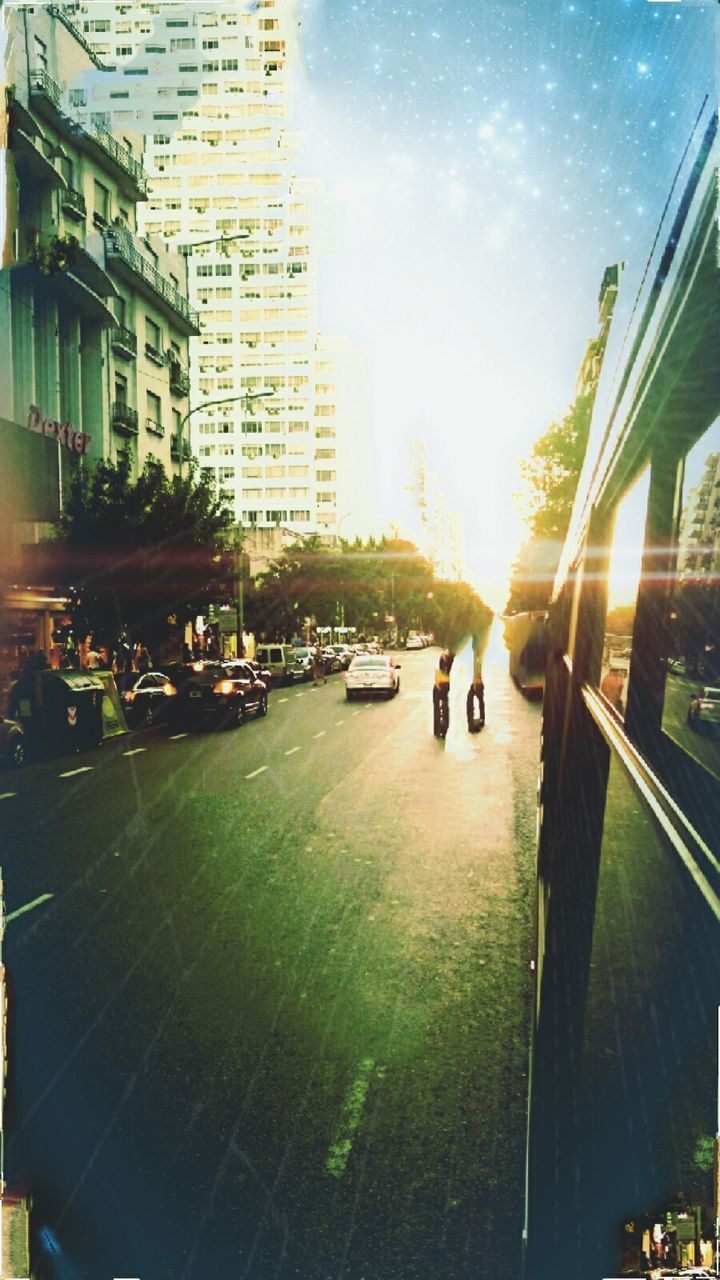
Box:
left=507, top=393, right=593, bottom=613
left=250, top=535, right=492, bottom=648
left=46, top=456, right=233, bottom=654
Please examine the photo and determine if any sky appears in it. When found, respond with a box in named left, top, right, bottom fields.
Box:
left=290, top=0, right=717, bottom=608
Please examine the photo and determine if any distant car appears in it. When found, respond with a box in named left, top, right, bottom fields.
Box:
left=254, top=643, right=305, bottom=686
left=344, top=654, right=401, bottom=700
left=687, top=686, right=720, bottom=733
left=119, top=670, right=176, bottom=728
left=0, top=718, right=27, bottom=769
left=405, top=635, right=424, bottom=650
left=291, top=647, right=314, bottom=681
left=165, top=660, right=268, bottom=730
left=330, top=644, right=354, bottom=670
left=322, top=647, right=343, bottom=674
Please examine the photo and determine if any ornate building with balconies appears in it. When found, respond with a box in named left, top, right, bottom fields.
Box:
left=2, top=2, right=198, bottom=488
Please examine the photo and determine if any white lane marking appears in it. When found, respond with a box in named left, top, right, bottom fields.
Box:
left=351, top=710, right=361, bottom=717
left=245, top=765, right=268, bottom=779
left=169, top=733, right=188, bottom=740
left=295, top=692, right=304, bottom=698
left=123, top=747, right=147, bottom=757
left=6, top=892, right=54, bottom=924
left=58, top=766, right=93, bottom=778
left=278, top=697, right=289, bottom=703
left=313, top=731, right=326, bottom=739
left=285, top=746, right=300, bottom=756
left=0, top=793, right=17, bottom=802
left=335, top=720, right=344, bottom=727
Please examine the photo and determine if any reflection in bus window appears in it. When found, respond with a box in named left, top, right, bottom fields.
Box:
left=601, top=469, right=650, bottom=717
left=663, top=417, right=720, bottom=780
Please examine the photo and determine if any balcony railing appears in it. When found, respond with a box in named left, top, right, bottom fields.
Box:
left=145, top=417, right=164, bottom=437
left=111, top=401, right=139, bottom=436
left=103, top=228, right=199, bottom=333
left=29, top=67, right=62, bottom=112
left=169, top=363, right=191, bottom=396
left=61, top=186, right=87, bottom=221
left=170, top=437, right=193, bottom=462
left=90, top=123, right=148, bottom=198
left=45, top=5, right=113, bottom=70
left=110, top=326, right=137, bottom=359
left=145, top=341, right=165, bottom=366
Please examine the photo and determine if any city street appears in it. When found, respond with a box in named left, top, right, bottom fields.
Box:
left=1, top=627, right=541, bottom=1279
left=662, top=672, right=720, bottom=779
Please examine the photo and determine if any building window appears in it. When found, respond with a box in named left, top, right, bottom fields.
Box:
left=115, top=373, right=128, bottom=404
left=93, top=181, right=111, bottom=225
left=34, top=36, right=48, bottom=71
left=170, top=38, right=196, bottom=50
left=145, top=316, right=163, bottom=362
left=146, top=390, right=162, bottom=431
left=172, top=408, right=181, bottom=440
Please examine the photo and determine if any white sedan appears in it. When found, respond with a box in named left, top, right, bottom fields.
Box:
left=344, top=655, right=401, bottom=700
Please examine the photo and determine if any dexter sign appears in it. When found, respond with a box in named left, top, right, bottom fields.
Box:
left=27, top=404, right=91, bottom=455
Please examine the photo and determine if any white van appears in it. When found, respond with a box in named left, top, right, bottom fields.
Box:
left=254, top=643, right=305, bottom=686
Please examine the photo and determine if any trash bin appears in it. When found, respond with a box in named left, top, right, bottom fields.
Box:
left=33, top=670, right=105, bottom=755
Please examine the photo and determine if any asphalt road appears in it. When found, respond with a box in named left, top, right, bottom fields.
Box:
left=1, top=626, right=541, bottom=1280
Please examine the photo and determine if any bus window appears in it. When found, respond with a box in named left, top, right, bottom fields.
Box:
left=662, top=416, right=720, bottom=781
left=601, top=470, right=650, bottom=718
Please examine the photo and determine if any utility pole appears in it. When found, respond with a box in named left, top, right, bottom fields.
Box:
left=234, top=525, right=245, bottom=658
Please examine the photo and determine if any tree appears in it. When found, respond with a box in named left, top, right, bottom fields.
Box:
left=40, top=456, right=233, bottom=657
left=507, top=393, right=593, bottom=613
left=251, top=534, right=493, bottom=650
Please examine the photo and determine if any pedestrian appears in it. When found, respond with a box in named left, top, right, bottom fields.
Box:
left=466, top=672, right=485, bottom=732
left=312, top=642, right=327, bottom=687
left=433, top=651, right=451, bottom=738
left=134, top=642, right=150, bottom=675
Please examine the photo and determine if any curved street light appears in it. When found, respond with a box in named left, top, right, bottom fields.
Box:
left=176, top=389, right=274, bottom=479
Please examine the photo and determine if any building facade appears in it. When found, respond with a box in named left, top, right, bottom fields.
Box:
left=4, top=3, right=198, bottom=481
left=1, top=3, right=198, bottom=700
left=70, top=0, right=351, bottom=537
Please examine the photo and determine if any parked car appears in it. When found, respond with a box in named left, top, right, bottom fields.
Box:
left=0, top=718, right=27, bottom=768
left=330, top=644, right=354, bottom=670
left=290, top=647, right=314, bottom=681
left=687, top=686, right=720, bottom=733
left=322, top=647, right=343, bottom=674
left=344, top=654, right=401, bottom=700
left=405, top=635, right=424, bottom=650
left=119, top=670, right=177, bottom=728
left=254, top=643, right=305, bottom=686
left=165, top=660, right=268, bottom=730
left=243, top=658, right=273, bottom=688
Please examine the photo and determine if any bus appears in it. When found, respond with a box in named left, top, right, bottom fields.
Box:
left=503, top=611, right=552, bottom=698
left=524, top=99, right=720, bottom=1280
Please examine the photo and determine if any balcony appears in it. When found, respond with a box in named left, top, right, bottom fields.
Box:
left=145, top=342, right=165, bottom=367
left=61, top=186, right=87, bottom=221
left=110, top=326, right=137, bottom=359
left=169, top=363, right=191, bottom=397
left=28, top=68, right=62, bottom=119
left=145, top=417, right=164, bottom=437
left=111, top=401, right=139, bottom=436
left=103, top=228, right=200, bottom=337
left=171, top=437, right=193, bottom=463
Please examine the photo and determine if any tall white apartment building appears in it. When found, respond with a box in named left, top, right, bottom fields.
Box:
left=68, top=0, right=347, bottom=537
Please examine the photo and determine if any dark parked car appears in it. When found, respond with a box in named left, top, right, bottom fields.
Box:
left=119, top=671, right=176, bottom=727
left=0, top=718, right=27, bottom=768
left=165, top=660, right=268, bottom=730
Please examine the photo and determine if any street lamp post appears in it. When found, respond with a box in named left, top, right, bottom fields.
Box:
left=176, top=389, right=274, bottom=478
